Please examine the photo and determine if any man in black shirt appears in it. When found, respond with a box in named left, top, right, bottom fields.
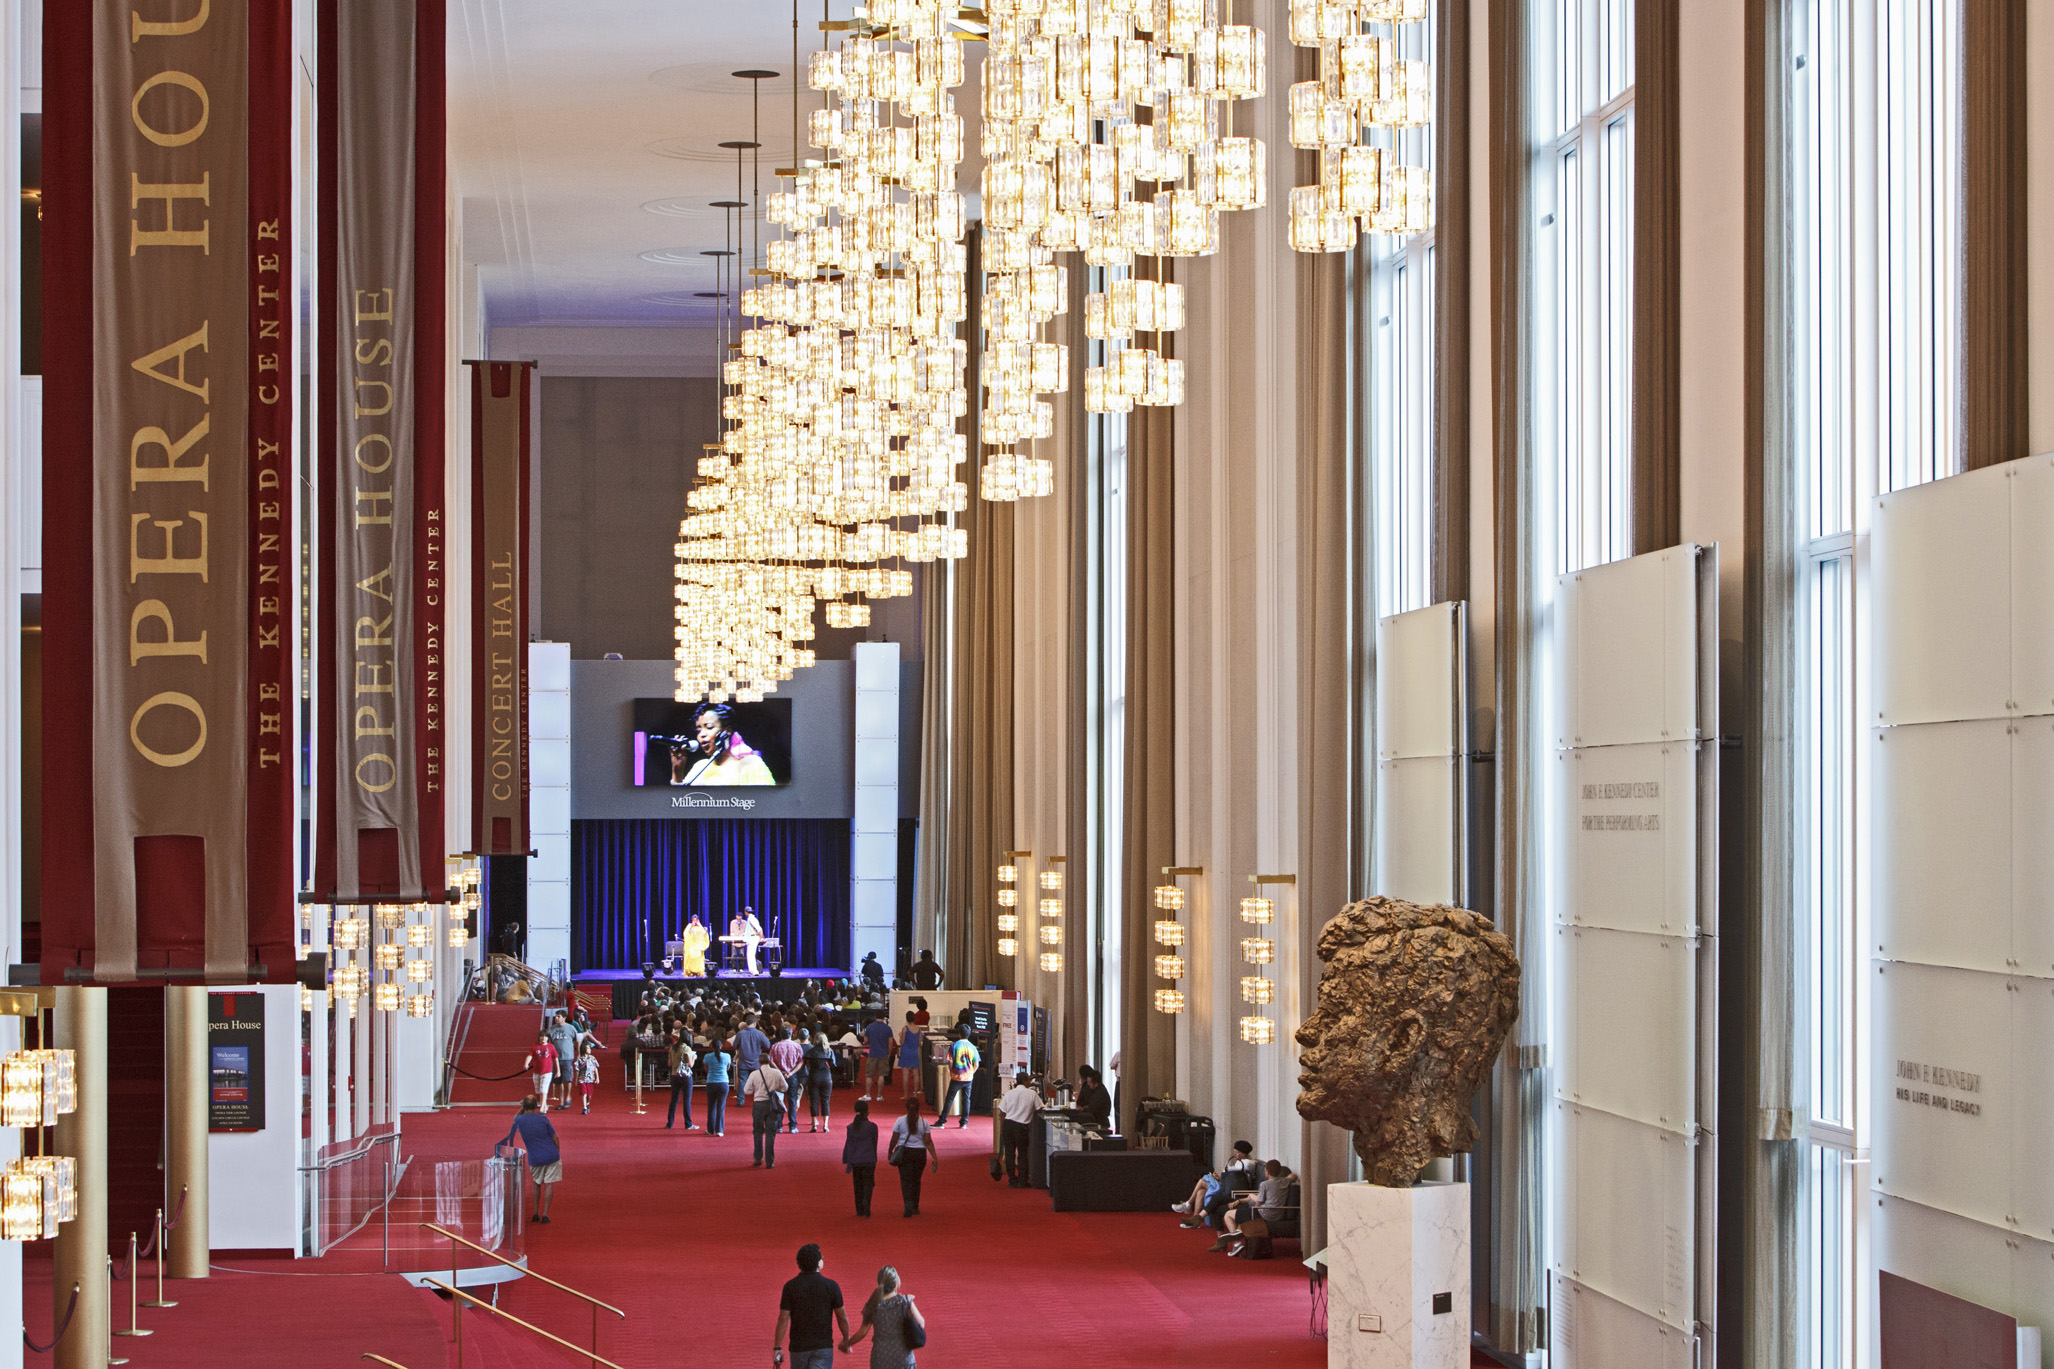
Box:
left=773, top=1242, right=848, bottom=1369
left=910, top=949, right=944, bottom=990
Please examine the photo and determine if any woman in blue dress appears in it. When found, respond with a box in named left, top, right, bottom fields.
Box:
left=895, top=1013, right=922, bottom=1100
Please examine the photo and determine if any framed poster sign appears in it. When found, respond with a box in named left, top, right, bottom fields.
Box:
left=208, top=992, right=266, bottom=1133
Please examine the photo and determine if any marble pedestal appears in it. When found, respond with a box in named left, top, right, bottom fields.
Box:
left=1327, top=1180, right=1470, bottom=1369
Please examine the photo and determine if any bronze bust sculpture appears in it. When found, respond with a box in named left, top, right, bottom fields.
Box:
left=1295, top=897, right=1521, bottom=1186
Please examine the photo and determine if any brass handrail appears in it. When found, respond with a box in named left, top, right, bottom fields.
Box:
left=425, top=1279, right=625, bottom=1369
left=417, top=1222, right=625, bottom=1318
left=360, top=1356, right=410, bottom=1369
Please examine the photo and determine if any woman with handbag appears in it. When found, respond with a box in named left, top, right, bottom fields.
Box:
left=886, top=1096, right=938, bottom=1217
left=840, top=1264, right=925, bottom=1366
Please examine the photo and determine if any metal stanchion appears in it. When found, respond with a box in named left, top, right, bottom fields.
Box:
left=107, top=1257, right=130, bottom=1365
left=382, top=1157, right=392, bottom=1267
left=111, top=1231, right=152, bottom=1338
left=143, top=1207, right=178, bottom=1308
left=631, top=1050, right=646, bottom=1114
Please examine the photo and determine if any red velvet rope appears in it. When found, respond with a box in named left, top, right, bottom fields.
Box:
left=24, top=1283, right=79, bottom=1354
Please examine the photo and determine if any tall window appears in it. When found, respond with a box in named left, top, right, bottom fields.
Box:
left=1085, top=263, right=1127, bottom=1070
left=1364, top=5, right=1436, bottom=620
left=1533, top=0, right=1634, bottom=577
left=1787, top=3, right=1961, bottom=1365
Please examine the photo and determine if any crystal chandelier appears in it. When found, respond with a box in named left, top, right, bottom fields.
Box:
left=978, top=0, right=1269, bottom=473
left=1239, top=875, right=1288, bottom=1044
left=1152, top=866, right=1198, bottom=1014
left=997, top=856, right=1023, bottom=956
left=674, top=0, right=974, bottom=703
left=1285, top=0, right=1431, bottom=253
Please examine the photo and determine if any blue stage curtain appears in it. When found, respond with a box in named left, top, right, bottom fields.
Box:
left=570, top=819, right=852, bottom=973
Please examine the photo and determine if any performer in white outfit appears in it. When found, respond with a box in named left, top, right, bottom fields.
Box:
left=730, top=906, right=766, bottom=974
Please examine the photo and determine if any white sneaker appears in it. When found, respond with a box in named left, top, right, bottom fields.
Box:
left=1171, top=1202, right=1191, bottom=1214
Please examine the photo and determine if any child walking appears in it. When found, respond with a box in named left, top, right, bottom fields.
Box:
left=575, top=1042, right=600, bottom=1114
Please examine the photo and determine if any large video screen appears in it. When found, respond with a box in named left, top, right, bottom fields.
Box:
left=631, top=698, right=793, bottom=787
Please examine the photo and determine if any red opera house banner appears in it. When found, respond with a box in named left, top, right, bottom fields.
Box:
left=41, top=0, right=295, bottom=982
left=314, top=0, right=448, bottom=903
left=468, top=361, right=533, bottom=858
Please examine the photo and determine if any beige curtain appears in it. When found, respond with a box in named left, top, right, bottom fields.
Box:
left=1960, top=0, right=2028, bottom=470
left=1294, top=244, right=1355, bottom=1256
left=1431, top=0, right=1474, bottom=604
left=1631, top=0, right=1682, bottom=553
left=1485, top=0, right=1545, bottom=1351
left=943, top=226, right=1016, bottom=994
left=1118, top=310, right=1178, bottom=1129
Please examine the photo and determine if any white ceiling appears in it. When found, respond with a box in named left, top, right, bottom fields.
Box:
left=450, top=0, right=829, bottom=335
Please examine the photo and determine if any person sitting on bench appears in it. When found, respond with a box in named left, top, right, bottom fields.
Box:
left=1169, top=1139, right=1259, bottom=1229
left=1210, top=1160, right=1295, bottom=1253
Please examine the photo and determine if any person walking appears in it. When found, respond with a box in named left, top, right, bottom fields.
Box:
left=842, top=1100, right=880, bottom=1217
left=940, top=1027, right=979, bottom=1128
left=768, top=1026, right=806, bottom=1134
left=772, top=1242, right=849, bottom=1369
left=841, top=1265, right=925, bottom=1367
left=703, top=1036, right=733, bottom=1137
left=501, top=1095, right=562, bottom=1224
left=665, top=1028, right=697, bottom=1130
left=546, top=1011, right=580, bottom=1110
left=804, top=1030, right=836, bottom=1131
left=574, top=1043, right=600, bottom=1115
left=895, top=1013, right=923, bottom=1101
left=997, top=1070, right=1040, bottom=1186
left=887, top=1096, right=938, bottom=1217
left=523, top=1032, right=560, bottom=1113
left=746, top=1056, right=791, bottom=1168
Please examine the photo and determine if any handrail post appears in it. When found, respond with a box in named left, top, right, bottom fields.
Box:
left=382, top=1156, right=391, bottom=1267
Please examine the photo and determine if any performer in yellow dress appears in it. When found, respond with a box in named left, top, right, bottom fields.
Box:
left=679, top=915, right=711, bottom=978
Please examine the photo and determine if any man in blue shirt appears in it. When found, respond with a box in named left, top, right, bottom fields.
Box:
left=502, top=1095, right=562, bottom=1224
left=861, top=1014, right=895, bottom=1102
left=734, top=1013, right=772, bottom=1083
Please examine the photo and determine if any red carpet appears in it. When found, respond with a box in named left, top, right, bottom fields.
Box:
left=22, top=1257, right=452, bottom=1368
left=411, top=1032, right=1333, bottom=1369
left=58, top=1018, right=1366, bottom=1367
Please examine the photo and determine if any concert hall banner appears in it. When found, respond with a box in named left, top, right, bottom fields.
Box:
left=41, top=0, right=295, bottom=983
left=468, top=361, right=533, bottom=857
left=314, top=0, right=448, bottom=902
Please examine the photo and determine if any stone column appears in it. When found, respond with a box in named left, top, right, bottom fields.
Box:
left=52, top=986, right=107, bottom=1369
left=163, top=987, right=209, bottom=1278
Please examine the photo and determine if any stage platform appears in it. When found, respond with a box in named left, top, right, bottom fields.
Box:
left=576, top=968, right=851, bottom=1020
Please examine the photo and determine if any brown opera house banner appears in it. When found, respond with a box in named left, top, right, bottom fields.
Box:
left=41, top=0, right=295, bottom=983
left=314, top=0, right=448, bottom=903
left=468, top=361, right=532, bottom=857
